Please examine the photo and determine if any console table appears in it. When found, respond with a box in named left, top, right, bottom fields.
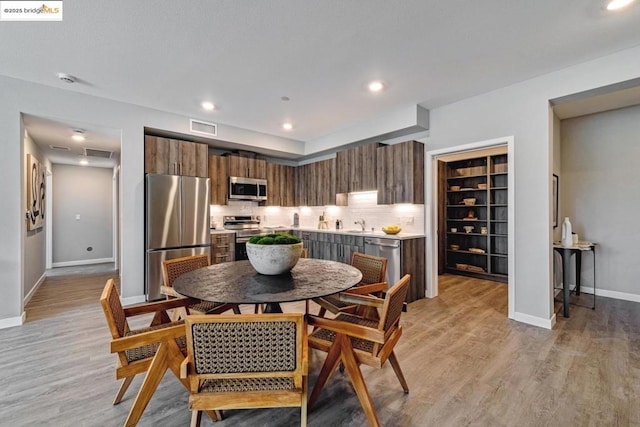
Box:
left=553, top=242, right=597, bottom=318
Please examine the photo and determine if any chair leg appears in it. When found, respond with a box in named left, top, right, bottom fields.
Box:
left=205, top=410, right=223, bottom=421
left=308, top=336, right=344, bottom=409
left=317, top=307, right=327, bottom=318
left=124, top=342, right=171, bottom=427
left=233, top=305, right=242, bottom=314
left=113, top=375, right=135, bottom=405
left=388, top=351, right=409, bottom=393
left=171, top=306, right=187, bottom=321
left=301, top=374, right=308, bottom=427
left=190, top=410, right=202, bottom=427
left=254, top=304, right=260, bottom=314
left=338, top=334, right=380, bottom=427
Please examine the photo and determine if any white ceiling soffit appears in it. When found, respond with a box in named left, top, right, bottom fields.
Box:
left=552, top=78, right=640, bottom=119
left=23, top=114, right=121, bottom=168
left=3, top=2, right=640, bottom=144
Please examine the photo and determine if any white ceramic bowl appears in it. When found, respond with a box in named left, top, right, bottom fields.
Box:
left=246, top=242, right=303, bottom=275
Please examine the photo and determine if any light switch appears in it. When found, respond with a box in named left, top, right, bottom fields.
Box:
left=75, top=214, right=81, bottom=220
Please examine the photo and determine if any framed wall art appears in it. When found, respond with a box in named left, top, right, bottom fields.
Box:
left=26, top=153, right=46, bottom=231
left=553, top=174, right=559, bottom=228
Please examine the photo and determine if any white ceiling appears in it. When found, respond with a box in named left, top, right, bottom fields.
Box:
left=3, top=1, right=640, bottom=150
left=23, top=114, right=121, bottom=168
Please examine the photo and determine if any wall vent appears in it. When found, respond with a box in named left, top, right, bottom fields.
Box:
left=84, top=147, right=113, bottom=159
left=190, top=119, right=217, bottom=136
left=49, top=145, right=71, bottom=151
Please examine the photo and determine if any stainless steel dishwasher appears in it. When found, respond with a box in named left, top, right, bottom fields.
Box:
left=364, top=237, right=401, bottom=286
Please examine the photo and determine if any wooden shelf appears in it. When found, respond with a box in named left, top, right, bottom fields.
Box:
left=445, top=152, right=508, bottom=283
left=448, top=250, right=488, bottom=256
left=447, top=173, right=487, bottom=180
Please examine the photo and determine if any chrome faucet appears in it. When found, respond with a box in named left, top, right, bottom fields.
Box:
left=354, top=219, right=366, bottom=231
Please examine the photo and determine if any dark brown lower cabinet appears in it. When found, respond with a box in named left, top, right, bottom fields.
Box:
left=401, top=237, right=425, bottom=302
left=292, top=231, right=425, bottom=303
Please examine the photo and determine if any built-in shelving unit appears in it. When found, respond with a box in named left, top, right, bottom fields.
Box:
left=445, top=153, right=508, bottom=282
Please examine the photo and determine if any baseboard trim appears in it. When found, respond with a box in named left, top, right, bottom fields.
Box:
left=511, top=311, right=555, bottom=329
left=24, top=272, right=46, bottom=305
left=121, top=295, right=147, bottom=306
left=580, top=286, right=640, bottom=303
left=52, top=257, right=114, bottom=268
left=0, top=312, right=26, bottom=329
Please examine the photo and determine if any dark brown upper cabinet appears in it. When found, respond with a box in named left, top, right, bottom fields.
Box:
left=335, top=144, right=379, bottom=194
left=376, top=140, right=424, bottom=205
left=145, top=135, right=208, bottom=177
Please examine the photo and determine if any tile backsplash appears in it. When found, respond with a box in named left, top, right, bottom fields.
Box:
left=210, top=191, right=424, bottom=234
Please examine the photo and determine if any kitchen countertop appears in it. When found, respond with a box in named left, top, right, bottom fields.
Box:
left=210, top=228, right=236, bottom=234
left=211, top=227, right=424, bottom=240
left=291, top=227, right=425, bottom=240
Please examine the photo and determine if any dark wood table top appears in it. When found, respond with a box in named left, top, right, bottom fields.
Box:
left=172, top=258, right=363, bottom=305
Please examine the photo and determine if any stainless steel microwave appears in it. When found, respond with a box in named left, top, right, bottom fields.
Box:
left=229, top=177, right=267, bottom=201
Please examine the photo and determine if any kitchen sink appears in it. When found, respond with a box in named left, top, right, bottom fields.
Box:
left=345, top=229, right=367, bottom=233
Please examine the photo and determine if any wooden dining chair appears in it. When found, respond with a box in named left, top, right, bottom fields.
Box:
left=313, top=252, right=388, bottom=319
left=306, top=274, right=411, bottom=427
left=100, top=278, right=192, bottom=406
left=181, top=313, right=308, bottom=427
left=162, top=254, right=241, bottom=319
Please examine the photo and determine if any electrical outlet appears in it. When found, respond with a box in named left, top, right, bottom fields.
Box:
left=404, top=216, right=414, bottom=225
left=75, top=214, right=81, bottom=220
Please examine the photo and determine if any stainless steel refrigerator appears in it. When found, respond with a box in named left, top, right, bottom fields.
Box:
left=145, top=174, right=210, bottom=301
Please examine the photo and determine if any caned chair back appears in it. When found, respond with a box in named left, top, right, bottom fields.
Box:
left=163, top=254, right=210, bottom=288
left=378, top=274, right=411, bottom=335
left=101, top=278, right=129, bottom=339
left=351, top=252, right=387, bottom=285
left=183, top=314, right=308, bottom=426
left=185, top=314, right=305, bottom=389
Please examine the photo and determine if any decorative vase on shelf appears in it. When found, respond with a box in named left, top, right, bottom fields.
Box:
left=561, top=217, right=573, bottom=247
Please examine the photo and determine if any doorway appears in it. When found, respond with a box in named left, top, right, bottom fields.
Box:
left=425, top=136, right=515, bottom=319
left=21, top=113, right=122, bottom=314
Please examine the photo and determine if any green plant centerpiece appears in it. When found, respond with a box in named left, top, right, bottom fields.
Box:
left=246, top=233, right=304, bottom=275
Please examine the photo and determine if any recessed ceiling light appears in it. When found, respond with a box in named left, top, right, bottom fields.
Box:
left=368, top=81, right=385, bottom=92
left=282, top=122, right=293, bottom=131
left=201, top=101, right=215, bottom=111
left=71, top=129, right=85, bottom=142
left=79, top=158, right=89, bottom=166
left=606, top=0, right=635, bottom=10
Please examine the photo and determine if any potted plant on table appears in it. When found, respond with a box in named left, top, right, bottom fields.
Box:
left=246, top=233, right=303, bottom=275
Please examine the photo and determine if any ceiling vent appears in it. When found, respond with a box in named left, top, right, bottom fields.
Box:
left=84, top=147, right=113, bottom=159
left=190, top=119, right=217, bottom=136
left=49, top=145, right=71, bottom=151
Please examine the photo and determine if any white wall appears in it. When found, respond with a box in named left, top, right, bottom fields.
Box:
left=52, top=164, right=114, bottom=264
left=23, top=131, right=51, bottom=300
left=560, top=104, right=640, bottom=298
left=420, top=45, right=640, bottom=325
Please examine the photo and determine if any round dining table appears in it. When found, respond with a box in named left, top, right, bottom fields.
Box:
left=172, top=258, right=363, bottom=313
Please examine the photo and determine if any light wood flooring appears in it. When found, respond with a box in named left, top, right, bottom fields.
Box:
left=1, top=273, right=638, bottom=426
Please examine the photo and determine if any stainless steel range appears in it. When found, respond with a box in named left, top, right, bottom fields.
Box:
left=223, top=215, right=262, bottom=260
